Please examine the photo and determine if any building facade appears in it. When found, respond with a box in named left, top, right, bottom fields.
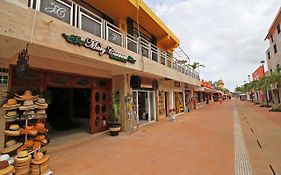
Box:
left=252, top=66, right=265, bottom=81
left=265, top=7, right=281, bottom=104
left=0, top=0, right=201, bottom=147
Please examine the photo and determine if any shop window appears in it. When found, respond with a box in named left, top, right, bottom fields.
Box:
left=95, top=117, right=100, bottom=127
left=0, top=68, right=8, bottom=73
left=274, top=44, right=277, bottom=53
left=102, top=116, right=106, bottom=126
left=102, top=92, right=106, bottom=101
left=95, top=92, right=100, bottom=102
left=75, top=78, right=90, bottom=86
left=267, top=51, right=270, bottom=59
left=0, top=76, right=8, bottom=87
left=102, top=104, right=106, bottom=113
left=40, top=0, right=73, bottom=25
left=95, top=105, right=100, bottom=114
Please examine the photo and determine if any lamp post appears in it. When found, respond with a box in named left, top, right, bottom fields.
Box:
left=248, top=75, right=250, bottom=83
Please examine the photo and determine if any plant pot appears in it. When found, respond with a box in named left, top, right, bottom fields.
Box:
left=109, top=124, right=121, bottom=136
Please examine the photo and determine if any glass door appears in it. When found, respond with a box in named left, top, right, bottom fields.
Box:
left=148, top=91, right=156, bottom=122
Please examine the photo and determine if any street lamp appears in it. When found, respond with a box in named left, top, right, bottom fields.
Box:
left=248, top=75, right=250, bottom=83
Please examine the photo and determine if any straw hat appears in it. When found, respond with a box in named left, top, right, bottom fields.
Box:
left=18, top=140, right=34, bottom=152
left=35, top=98, right=48, bottom=109
left=3, top=124, right=21, bottom=136
left=34, top=123, right=47, bottom=133
left=16, top=90, right=39, bottom=101
left=15, top=150, right=31, bottom=164
left=0, top=160, right=14, bottom=175
left=0, top=154, right=14, bottom=165
left=19, top=100, right=37, bottom=111
left=32, top=152, right=49, bottom=165
left=35, top=135, right=48, bottom=144
left=1, top=140, right=23, bottom=154
left=2, top=99, right=20, bottom=110
left=36, top=109, right=46, bottom=114
left=20, top=126, right=38, bottom=136
left=6, top=111, right=17, bottom=117
left=23, top=110, right=35, bottom=115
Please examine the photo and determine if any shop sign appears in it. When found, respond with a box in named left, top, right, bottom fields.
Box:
left=62, top=33, right=136, bottom=64
left=174, top=81, right=181, bottom=87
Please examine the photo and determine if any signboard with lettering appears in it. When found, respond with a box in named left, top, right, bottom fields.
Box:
left=62, top=33, right=136, bottom=64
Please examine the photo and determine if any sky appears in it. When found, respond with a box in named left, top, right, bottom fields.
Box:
left=144, top=0, right=280, bottom=91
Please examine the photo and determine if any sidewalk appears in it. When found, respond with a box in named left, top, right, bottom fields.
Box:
left=236, top=101, right=281, bottom=175
left=48, top=102, right=235, bottom=175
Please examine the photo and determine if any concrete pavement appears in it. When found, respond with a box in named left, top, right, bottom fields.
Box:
left=47, top=100, right=281, bottom=175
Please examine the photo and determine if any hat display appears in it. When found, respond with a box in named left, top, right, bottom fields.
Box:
left=19, top=100, right=37, bottom=111
left=35, top=135, right=48, bottom=145
left=16, top=90, right=39, bottom=101
left=23, top=110, right=35, bottom=115
left=1, top=140, right=23, bottom=154
left=2, top=98, right=20, bottom=110
left=0, top=160, right=14, bottom=175
left=0, top=154, right=14, bottom=165
left=18, top=140, right=35, bottom=152
left=3, top=124, right=21, bottom=136
left=20, top=126, right=38, bottom=136
left=35, top=98, right=48, bottom=110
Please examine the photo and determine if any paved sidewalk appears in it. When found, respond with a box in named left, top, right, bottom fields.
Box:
left=236, top=101, right=281, bottom=175
left=49, top=102, right=235, bottom=175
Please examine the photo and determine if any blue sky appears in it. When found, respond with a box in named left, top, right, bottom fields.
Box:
left=144, top=0, right=280, bottom=91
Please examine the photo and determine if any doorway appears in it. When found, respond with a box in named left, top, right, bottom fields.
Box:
left=133, top=90, right=156, bottom=125
left=165, top=92, right=169, bottom=117
left=46, top=87, right=91, bottom=137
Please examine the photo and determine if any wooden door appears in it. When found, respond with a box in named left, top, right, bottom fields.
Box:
left=90, top=88, right=111, bottom=133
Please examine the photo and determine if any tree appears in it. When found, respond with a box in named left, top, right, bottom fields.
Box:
left=188, top=62, right=205, bottom=70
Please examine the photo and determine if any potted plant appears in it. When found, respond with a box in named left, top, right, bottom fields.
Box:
left=169, top=108, right=176, bottom=121
left=109, top=91, right=121, bottom=136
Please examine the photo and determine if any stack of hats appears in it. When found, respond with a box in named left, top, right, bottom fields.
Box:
left=14, top=151, right=31, bottom=175
left=20, top=125, right=38, bottom=136
left=2, top=98, right=20, bottom=121
left=0, top=154, right=14, bottom=165
left=3, top=124, right=21, bottom=136
left=19, top=100, right=36, bottom=115
left=1, top=140, right=23, bottom=154
left=35, top=98, right=48, bottom=116
left=31, top=152, right=50, bottom=175
left=0, top=160, right=15, bottom=175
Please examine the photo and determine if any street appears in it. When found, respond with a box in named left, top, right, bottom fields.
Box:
left=47, top=100, right=280, bottom=175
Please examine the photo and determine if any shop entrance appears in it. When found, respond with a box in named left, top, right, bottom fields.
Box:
left=46, top=87, right=91, bottom=137
left=174, top=92, right=184, bottom=113
left=133, top=90, right=156, bottom=125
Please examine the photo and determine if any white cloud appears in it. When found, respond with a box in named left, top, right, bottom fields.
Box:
left=145, top=0, right=280, bottom=90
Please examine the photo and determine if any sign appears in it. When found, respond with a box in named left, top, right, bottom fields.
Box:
left=62, top=33, right=136, bottom=64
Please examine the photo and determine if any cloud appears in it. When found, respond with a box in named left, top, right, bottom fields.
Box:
left=144, top=0, right=280, bottom=91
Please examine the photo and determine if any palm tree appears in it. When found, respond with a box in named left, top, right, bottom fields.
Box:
left=188, top=62, right=205, bottom=70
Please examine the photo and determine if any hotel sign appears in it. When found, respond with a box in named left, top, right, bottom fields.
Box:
left=62, top=33, right=136, bottom=64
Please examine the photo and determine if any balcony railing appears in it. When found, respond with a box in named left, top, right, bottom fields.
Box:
left=28, top=0, right=199, bottom=80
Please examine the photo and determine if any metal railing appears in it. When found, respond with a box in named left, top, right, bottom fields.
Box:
left=28, top=0, right=200, bottom=80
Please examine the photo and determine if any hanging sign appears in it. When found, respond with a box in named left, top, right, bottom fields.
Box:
left=62, top=33, right=136, bottom=64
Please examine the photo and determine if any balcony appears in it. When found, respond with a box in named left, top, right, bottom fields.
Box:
left=28, top=0, right=199, bottom=80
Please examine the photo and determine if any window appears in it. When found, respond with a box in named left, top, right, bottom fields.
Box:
left=277, top=24, right=281, bottom=34
left=270, top=69, right=273, bottom=73
left=267, top=51, right=271, bottom=59
left=277, top=64, right=280, bottom=72
left=0, top=76, right=8, bottom=87
left=274, top=44, right=277, bottom=53
left=271, top=35, right=274, bottom=42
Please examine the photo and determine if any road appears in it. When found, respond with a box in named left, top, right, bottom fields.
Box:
left=48, top=99, right=281, bottom=175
